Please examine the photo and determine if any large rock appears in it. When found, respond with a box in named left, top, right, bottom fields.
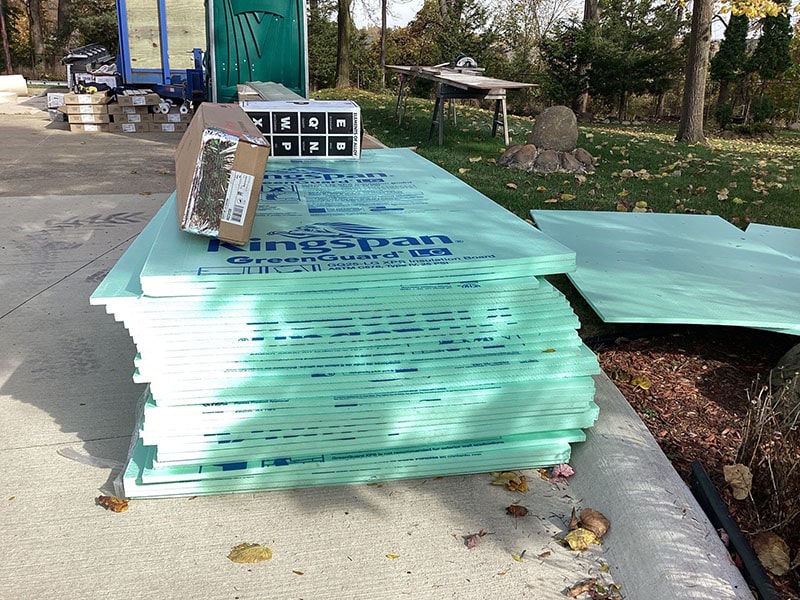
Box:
left=529, top=105, right=578, bottom=152
left=533, top=149, right=561, bottom=173
left=498, top=144, right=523, bottom=166
left=573, top=147, right=596, bottom=170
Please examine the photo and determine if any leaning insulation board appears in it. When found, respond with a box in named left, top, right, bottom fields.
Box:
left=91, top=149, right=600, bottom=498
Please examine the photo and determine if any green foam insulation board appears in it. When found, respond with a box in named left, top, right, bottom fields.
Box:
left=90, top=151, right=603, bottom=498
left=531, top=210, right=800, bottom=334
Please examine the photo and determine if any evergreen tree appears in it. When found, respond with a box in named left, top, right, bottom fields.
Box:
left=748, top=2, right=792, bottom=83
left=710, top=14, right=750, bottom=107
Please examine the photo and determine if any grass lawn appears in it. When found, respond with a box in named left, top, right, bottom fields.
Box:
left=316, top=88, right=800, bottom=229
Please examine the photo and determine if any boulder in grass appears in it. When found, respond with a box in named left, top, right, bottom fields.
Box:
left=498, top=144, right=524, bottom=166
left=573, top=147, right=596, bottom=171
left=529, top=106, right=578, bottom=152
left=561, top=152, right=585, bottom=173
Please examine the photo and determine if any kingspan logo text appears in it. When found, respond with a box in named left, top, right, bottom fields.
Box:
left=262, top=171, right=389, bottom=182
left=207, top=234, right=456, bottom=256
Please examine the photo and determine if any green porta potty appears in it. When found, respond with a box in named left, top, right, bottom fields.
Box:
left=207, top=0, right=308, bottom=103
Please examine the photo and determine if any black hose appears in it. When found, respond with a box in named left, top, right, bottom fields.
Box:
left=689, top=460, right=780, bottom=600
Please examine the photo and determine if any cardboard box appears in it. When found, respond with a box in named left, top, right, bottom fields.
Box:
left=150, top=122, right=188, bottom=133
left=107, top=104, right=151, bottom=115
left=116, top=90, right=161, bottom=106
left=63, top=91, right=112, bottom=105
left=67, top=112, right=111, bottom=124
left=239, top=99, right=361, bottom=159
left=58, top=103, right=109, bottom=115
left=109, top=121, right=148, bottom=134
left=175, top=102, right=270, bottom=246
left=111, top=112, right=152, bottom=124
left=153, top=111, right=193, bottom=123
left=46, top=92, right=65, bottom=108
left=69, top=123, right=110, bottom=133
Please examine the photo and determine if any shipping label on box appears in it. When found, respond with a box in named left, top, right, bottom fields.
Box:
left=175, top=102, right=270, bottom=246
left=240, top=100, right=361, bottom=160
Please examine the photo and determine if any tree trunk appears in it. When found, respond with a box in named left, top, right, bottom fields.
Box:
left=717, top=80, right=730, bottom=108
left=575, top=0, right=600, bottom=114
left=675, top=0, right=713, bottom=144
left=335, top=0, right=352, bottom=87
left=28, top=0, right=47, bottom=75
left=380, top=0, right=387, bottom=88
left=0, top=1, right=13, bottom=74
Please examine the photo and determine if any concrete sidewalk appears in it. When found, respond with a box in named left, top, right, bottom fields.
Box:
left=0, top=99, right=752, bottom=599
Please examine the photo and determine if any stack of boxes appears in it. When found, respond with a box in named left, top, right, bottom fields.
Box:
left=58, top=90, right=113, bottom=132
left=53, top=88, right=193, bottom=134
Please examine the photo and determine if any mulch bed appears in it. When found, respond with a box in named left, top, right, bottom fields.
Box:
left=587, top=326, right=799, bottom=599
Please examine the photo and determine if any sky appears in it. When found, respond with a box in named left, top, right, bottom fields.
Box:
left=351, top=0, right=425, bottom=28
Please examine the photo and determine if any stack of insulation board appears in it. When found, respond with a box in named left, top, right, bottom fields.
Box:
left=91, top=149, right=600, bottom=498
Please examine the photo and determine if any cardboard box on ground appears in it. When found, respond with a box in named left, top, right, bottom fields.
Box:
left=175, top=102, right=270, bottom=246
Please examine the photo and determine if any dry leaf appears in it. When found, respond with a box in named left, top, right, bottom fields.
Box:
left=506, top=182, right=518, bottom=189
left=386, top=553, right=400, bottom=559
left=491, top=471, right=528, bottom=492
left=293, top=570, right=304, bottom=575
left=458, top=168, right=470, bottom=174
left=463, top=528, right=489, bottom=549
left=752, top=532, right=791, bottom=576
left=560, top=193, right=575, bottom=201
left=468, top=156, right=483, bottom=163
left=506, top=505, right=529, bottom=517
left=723, top=464, right=752, bottom=500
left=550, top=463, right=575, bottom=483
left=536, top=185, right=547, bottom=192
left=564, top=528, right=601, bottom=551
left=567, top=578, right=597, bottom=598
left=97, top=495, right=129, bottom=512
left=544, top=197, right=559, bottom=203
left=228, top=542, right=273, bottom=563
left=630, top=375, right=651, bottom=390
left=579, top=508, right=610, bottom=538
left=569, top=507, right=580, bottom=530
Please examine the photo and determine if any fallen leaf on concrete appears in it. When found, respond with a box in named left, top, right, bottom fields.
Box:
left=386, top=554, right=400, bottom=559
left=228, top=543, right=273, bottom=563
left=550, top=463, right=575, bottom=483
left=292, top=570, right=304, bottom=575
left=752, top=532, right=791, bottom=576
left=511, top=550, right=526, bottom=562
left=723, top=464, right=752, bottom=500
left=506, top=505, right=529, bottom=517
left=463, top=528, right=489, bottom=549
left=490, top=471, right=528, bottom=493
left=579, top=508, right=610, bottom=538
left=97, top=495, right=129, bottom=512
left=569, top=508, right=580, bottom=530
left=566, top=578, right=597, bottom=597
left=564, top=528, right=601, bottom=551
